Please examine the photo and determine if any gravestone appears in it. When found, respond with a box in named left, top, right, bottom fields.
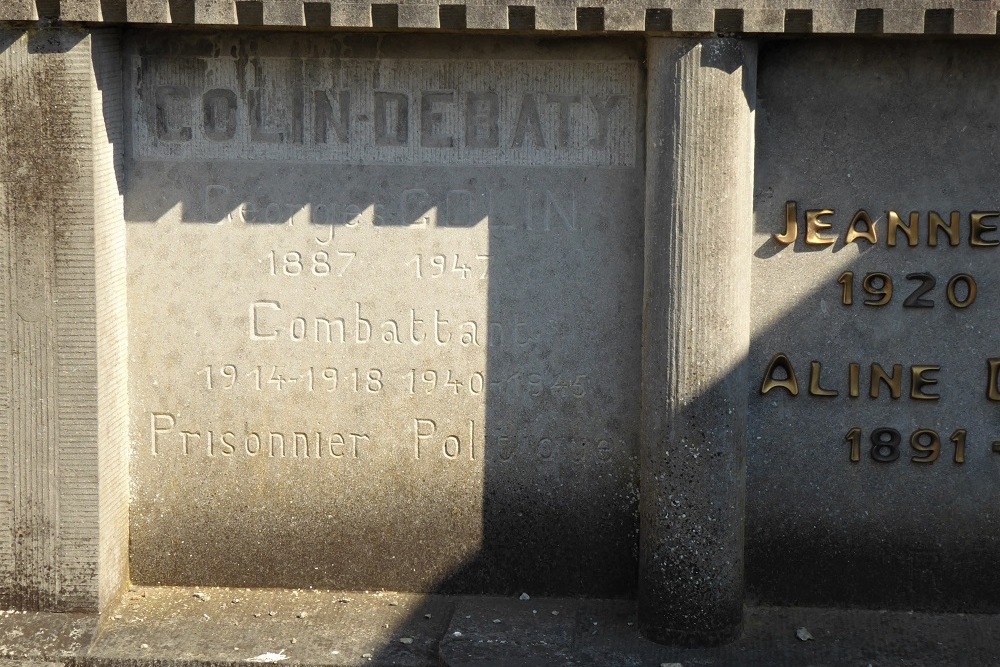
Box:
left=4, top=1, right=1000, bottom=662
left=124, top=32, right=645, bottom=597
left=749, top=39, right=1000, bottom=612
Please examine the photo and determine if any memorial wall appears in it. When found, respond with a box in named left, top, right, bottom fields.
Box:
left=3, top=0, right=1000, bottom=661
left=124, top=32, right=645, bottom=596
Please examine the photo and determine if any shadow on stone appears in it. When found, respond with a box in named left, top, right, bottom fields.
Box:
left=2, top=27, right=996, bottom=665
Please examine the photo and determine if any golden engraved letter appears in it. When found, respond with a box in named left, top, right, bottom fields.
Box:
left=774, top=201, right=798, bottom=245
left=887, top=211, right=919, bottom=247
left=804, top=209, right=835, bottom=246
left=845, top=209, right=877, bottom=245
left=808, top=361, right=838, bottom=397
left=988, top=359, right=1000, bottom=401
left=870, top=363, right=902, bottom=399
left=928, top=211, right=960, bottom=247
left=910, top=365, right=940, bottom=401
left=760, top=353, right=799, bottom=396
left=970, top=212, right=1000, bottom=247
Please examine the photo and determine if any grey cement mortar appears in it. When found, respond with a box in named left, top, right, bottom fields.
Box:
left=750, top=38, right=1000, bottom=611
left=124, top=32, right=645, bottom=596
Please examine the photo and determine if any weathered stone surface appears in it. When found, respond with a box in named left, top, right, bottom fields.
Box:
left=640, top=37, right=755, bottom=645
left=0, top=29, right=128, bottom=612
left=124, top=32, right=644, bottom=597
left=84, top=587, right=454, bottom=667
left=749, top=39, right=1000, bottom=611
left=8, top=590, right=1000, bottom=666
left=4, top=1, right=998, bottom=36
left=9, top=13, right=1000, bottom=659
left=440, top=600, right=1000, bottom=666
left=0, top=610, right=97, bottom=662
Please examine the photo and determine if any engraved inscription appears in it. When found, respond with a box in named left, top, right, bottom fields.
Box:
left=491, top=433, right=625, bottom=464
left=764, top=199, right=1000, bottom=469
left=125, top=35, right=644, bottom=594
left=150, top=412, right=370, bottom=459
left=133, top=58, right=638, bottom=167
left=776, top=202, right=1000, bottom=248
left=413, top=418, right=477, bottom=460
left=198, top=184, right=579, bottom=233
left=844, top=427, right=970, bottom=465
left=247, top=302, right=536, bottom=348
left=406, top=254, right=489, bottom=280
left=267, top=250, right=356, bottom=277
left=760, top=355, right=942, bottom=401
left=196, top=364, right=590, bottom=400
left=836, top=271, right=977, bottom=308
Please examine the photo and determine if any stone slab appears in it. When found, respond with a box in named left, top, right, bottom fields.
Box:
left=954, top=9, right=997, bottom=34
left=0, top=28, right=129, bottom=613
left=7, top=1, right=999, bottom=35
left=84, top=587, right=455, bottom=667
left=126, top=0, right=171, bottom=22
left=440, top=601, right=1000, bottom=666
left=124, top=32, right=644, bottom=597
left=0, top=611, right=97, bottom=662
left=749, top=38, right=1000, bottom=611
left=58, top=0, right=102, bottom=22
left=8, top=591, right=1000, bottom=667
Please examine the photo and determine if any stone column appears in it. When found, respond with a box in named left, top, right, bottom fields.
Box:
left=639, top=38, right=756, bottom=646
left=0, top=28, right=128, bottom=612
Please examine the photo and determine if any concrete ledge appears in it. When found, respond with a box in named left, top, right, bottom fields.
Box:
left=441, top=602, right=1000, bottom=666
left=82, top=588, right=454, bottom=666
left=0, top=610, right=97, bottom=662
left=3, top=1, right=998, bottom=35
left=7, top=588, right=1000, bottom=665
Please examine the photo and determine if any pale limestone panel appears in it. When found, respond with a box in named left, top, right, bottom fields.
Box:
left=398, top=3, right=439, bottom=28
left=534, top=4, right=576, bottom=31
left=604, top=6, right=645, bottom=31
left=0, top=29, right=127, bottom=612
left=263, top=1, right=306, bottom=25
left=59, top=0, right=101, bottom=22
left=744, top=8, right=784, bottom=32
left=329, top=2, right=373, bottom=26
left=92, top=33, right=130, bottom=610
left=196, top=0, right=237, bottom=23
left=813, top=8, right=857, bottom=33
left=125, top=33, right=644, bottom=596
left=883, top=8, right=925, bottom=32
left=465, top=3, right=506, bottom=29
left=671, top=7, right=714, bottom=32
left=126, top=0, right=171, bottom=22
left=954, top=9, right=996, bottom=34
left=0, top=1, right=35, bottom=21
